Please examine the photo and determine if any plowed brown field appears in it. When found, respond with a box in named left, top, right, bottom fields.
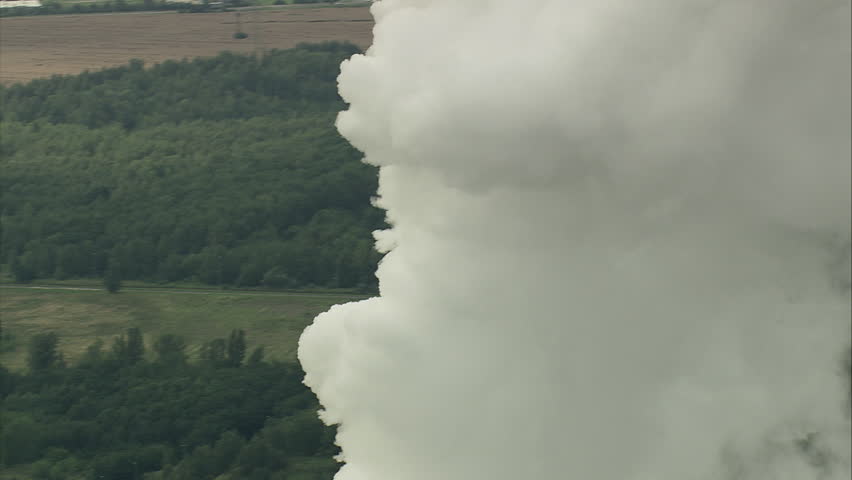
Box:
left=0, top=6, right=373, bottom=84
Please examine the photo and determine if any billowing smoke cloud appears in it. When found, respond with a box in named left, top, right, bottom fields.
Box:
left=299, top=1, right=851, bottom=479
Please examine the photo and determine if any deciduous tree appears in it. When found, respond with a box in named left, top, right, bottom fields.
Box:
left=26, top=332, right=60, bottom=372
left=226, top=329, right=246, bottom=367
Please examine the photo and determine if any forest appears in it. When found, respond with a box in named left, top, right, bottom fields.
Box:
left=0, top=42, right=384, bottom=291
left=0, top=327, right=339, bottom=479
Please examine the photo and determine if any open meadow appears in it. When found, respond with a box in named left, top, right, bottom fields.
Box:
left=0, top=5, right=373, bottom=84
left=0, top=285, right=366, bottom=370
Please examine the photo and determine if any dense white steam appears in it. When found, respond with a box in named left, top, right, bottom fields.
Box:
left=299, top=1, right=851, bottom=479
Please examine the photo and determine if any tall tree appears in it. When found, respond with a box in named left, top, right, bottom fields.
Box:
left=26, top=332, right=60, bottom=371
left=226, top=329, right=246, bottom=368
left=153, top=334, right=188, bottom=367
left=112, top=327, right=145, bottom=366
left=79, top=338, right=106, bottom=367
left=125, top=327, right=145, bottom=365
left=104, top=259, right=122, bottom=293
left=9, top=253, right=35, bottom=284
left=200, top=338, right=227, bottom=367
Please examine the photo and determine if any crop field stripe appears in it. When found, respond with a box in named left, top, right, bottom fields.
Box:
left=0, top=6, right=374, bottom=84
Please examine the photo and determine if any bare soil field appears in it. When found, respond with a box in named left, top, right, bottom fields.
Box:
left=0, top=6, right=373, bottom=84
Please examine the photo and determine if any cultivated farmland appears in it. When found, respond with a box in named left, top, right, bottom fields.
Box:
left=0, top=6, right=373, bottom=84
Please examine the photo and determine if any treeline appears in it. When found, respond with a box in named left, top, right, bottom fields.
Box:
left=1, top=43, right=357, bottom=127
left=1, top=43, right=384, bottom=290
left=0, top=327, right=339, bottom=479
left=0, top=0, right=222, bottom=18
left=0, top=0, right=338, bottom=17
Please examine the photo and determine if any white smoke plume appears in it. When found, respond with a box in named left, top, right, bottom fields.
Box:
left=299, top=1, right=852, bottom=479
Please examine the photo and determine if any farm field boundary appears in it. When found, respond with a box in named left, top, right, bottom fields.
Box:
left=0, top=6, right=373, bottom=84
left=0, top=283, right=365, bottom=370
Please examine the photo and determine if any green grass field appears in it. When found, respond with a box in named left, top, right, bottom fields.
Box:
left=0, top=284, right=366, bottom=371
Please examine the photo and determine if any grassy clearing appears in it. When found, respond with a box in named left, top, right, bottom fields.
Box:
left=0, top=285, right=365, bottom=371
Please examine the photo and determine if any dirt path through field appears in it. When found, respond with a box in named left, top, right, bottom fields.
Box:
left=0, top=6, right=373, bottom=84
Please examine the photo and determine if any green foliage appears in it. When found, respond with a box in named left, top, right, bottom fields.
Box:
left=0, top=0, right=209, bottom=18
left=1, top=330, right=339, bottom=478
left=79, top=338, right=106, bottom=366
left=262, top=266, right=297, bottom=289
left=200, top=338, right=227, bottom=367
left=0, top=46, right=365, bottom=476
left=30, top=448, right=83, bottom=480
left=26, top=332, right=60, bottom=372
left=111, top=327, right=146, bottom=366
left=89, top=445, right=166, bottom=480
left=104, top=260, right=122, bottom=293
left=226, top=329, right=247, bottom=367
left=1, top=415, right=44, bottom=465
left=1, top=43, right=359, bottom=127
left=9, top=253, right=35, bottom=283
left=0, top=322, right=17, bottom=354
left=1, top=287, right=361, bottom=370
left=126, top=327, right=146, bottom=364
left=153, top=334, right=188, bottom=366
left=1, top=44, right=383, bottom=292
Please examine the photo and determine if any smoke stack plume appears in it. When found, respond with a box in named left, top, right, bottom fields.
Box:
left=299, top=1, right=852, bottom=478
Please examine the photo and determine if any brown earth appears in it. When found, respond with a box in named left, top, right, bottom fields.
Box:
left=0, top=6, right=373, bottom=84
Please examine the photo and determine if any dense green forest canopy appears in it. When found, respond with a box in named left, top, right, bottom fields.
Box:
left=0, top=43, right=385, bottom=290
left=0, top=328, right=339, bottom=479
